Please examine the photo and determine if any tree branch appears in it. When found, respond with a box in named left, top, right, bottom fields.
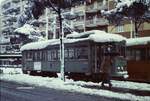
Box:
left=47, top=0, right=59, bottom=13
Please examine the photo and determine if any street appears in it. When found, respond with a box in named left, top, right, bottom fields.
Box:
left=0, top=80, right=126, bottom=101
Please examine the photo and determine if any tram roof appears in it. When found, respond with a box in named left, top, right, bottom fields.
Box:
left=20, top=30, right=126, bottom=51
left=126, top=37, right=150, bottom=46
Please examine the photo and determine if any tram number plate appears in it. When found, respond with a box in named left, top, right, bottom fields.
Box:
left=34, top=62, right=41, bottom=70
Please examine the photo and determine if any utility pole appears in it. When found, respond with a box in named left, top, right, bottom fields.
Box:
left=58, top=5, right=65, bottom=81
left=45, top=8, right=49, bottom=40
left=20, top=0, right=23, bottom=13
left=84, top=1, right=86, bottom=32
left=53, top=15, right=56, bottom=39
left=130, top=20, right=133, bottom=38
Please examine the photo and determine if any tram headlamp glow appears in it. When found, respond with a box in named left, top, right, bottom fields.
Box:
left=123, top=74, right=129, bottom=79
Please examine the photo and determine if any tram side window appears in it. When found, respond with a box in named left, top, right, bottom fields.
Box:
left=64, top=49, right=68, bottom=59
left=126, top=49, right=134, bottom=60
left=68, top=48, right=74, bottom=59
left=135, top=50, right=141, bottom=61
left=48, top=50, right=52, bottom=61
left=134, top=49, right=146, bottom=61
left=26, top=51, right=32, bottom=60
left=127, top=49, right=144, bottom=61
left=34, top=51, right=42, bottom=61
left=57, top=50, right=60, bottom=60
left=54, top=49, right=64, bottom=60
left=34, top=52, right=38, bottom=61
left=42, top=51, right=47, bottom=61
left=51, top=50, right=57, bottom=60
left=140, top=49, right=146, bottom=60
left=127, top=49, right=147, bottom=61
left=47, top=50, right=57, bottom=61
left=23, top=52, right=26, bottom=59
left=37, top=51, right=42, bottom=61
left=77, top=47, right=88, bottom=60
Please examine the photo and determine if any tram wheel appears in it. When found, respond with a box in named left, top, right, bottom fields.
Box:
left=41, top=71, right=58, bottom=77
left=30, top=71, right=37, bottom=76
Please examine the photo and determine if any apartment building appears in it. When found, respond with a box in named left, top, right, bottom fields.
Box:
left=43, top=0, right=109, bottom=39
left=40, top=0, right=149, bottom=40
left=0, top=0, right=30, bottom=53
left=108, top=22, right=150, bottom=38
left=0, top=5, right=2, bottom=35
left=107, top=0, right=150, bottom=38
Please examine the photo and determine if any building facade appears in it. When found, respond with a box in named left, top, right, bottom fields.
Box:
left=0, top=0, right=31, bottom=53
left=0, top=0, right=149, bottom=54
left=107, top=0, right=150, bottom=38
left=44, top=0, right=109, bottom=39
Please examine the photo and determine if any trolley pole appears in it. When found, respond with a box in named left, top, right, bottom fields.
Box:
left=58, top=6, right=65, bottom=81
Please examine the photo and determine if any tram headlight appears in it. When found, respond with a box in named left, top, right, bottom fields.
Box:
left=123, top=74, right=129, bottom=79
left=117, top=66, right=122, bottom=71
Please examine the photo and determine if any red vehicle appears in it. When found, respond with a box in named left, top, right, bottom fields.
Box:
left=126, top=37, right=150, bottom=82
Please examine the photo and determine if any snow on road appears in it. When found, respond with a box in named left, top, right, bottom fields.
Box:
left=0, top=68, right=150, bottom=101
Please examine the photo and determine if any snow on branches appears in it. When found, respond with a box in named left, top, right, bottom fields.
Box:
left=101, top=0, right=150, bottom=37
left=101, top=0, right=150, bottom=22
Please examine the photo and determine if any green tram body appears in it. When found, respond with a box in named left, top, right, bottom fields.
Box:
left=22, top=40, right=91, bottom=74
left=21, top=30, right=128, bottom=81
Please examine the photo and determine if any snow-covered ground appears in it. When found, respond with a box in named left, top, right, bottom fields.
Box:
left=0, top=68, right=22, bottom=74
left=0, top=68, right=150, bottom=101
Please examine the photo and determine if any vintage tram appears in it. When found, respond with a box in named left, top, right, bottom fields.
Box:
left=0, top=53, right=22, bottom=68
left=126, top=37, right=150, bottom=82
left=21, top=30, right=128, bottom=82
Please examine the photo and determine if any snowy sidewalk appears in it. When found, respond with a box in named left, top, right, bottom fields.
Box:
left=0, top=68, right=150, bottom=101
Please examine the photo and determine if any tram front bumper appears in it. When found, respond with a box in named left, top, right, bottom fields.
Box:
left=113, top=71, right=129, bottom=79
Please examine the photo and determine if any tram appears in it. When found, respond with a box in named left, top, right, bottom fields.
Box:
left=126, top=37, right=150, bottom=82
left=21, top=30, right=128, bottom=82
left=0, top=53, right=22, bottom=68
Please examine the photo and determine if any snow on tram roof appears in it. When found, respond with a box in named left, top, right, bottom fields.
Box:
left=87, top=30, right=126, bottom=42
left=21, top=30, right=126, bottom=51
left=20, top=39, right=58, bottom=51
left=20, top=38, right=88, bottom=51
left=66, top=30, right=126, bottom=42
left=126, top=37, right=150, bottom=46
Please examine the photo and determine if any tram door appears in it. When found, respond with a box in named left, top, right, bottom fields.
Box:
left=93, top=45, right=102, bottom=73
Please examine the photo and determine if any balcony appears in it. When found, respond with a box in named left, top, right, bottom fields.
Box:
left=3, top=4, right=20, bottom=14
left=73, top=20, right=84, bottom=27
left=0, top=37, right=10, bottom=44
left=2, top=15, right=17, bottom=22
left=73, top=5, right=86, bottom=12
left=86, top=3, right=98, bottom=13
left=2, top=23, right=18, bottom=30
left=86, top=2, right=107, bottom=13
left=85, top=17, right=108, bottom=27
left=96, top=18, right=109, bottom=26
left=74, top=25, right=84, bottom=30
left=97, top=2, right=107, bottom=10
left=85, top=19, right=97, bottom=27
